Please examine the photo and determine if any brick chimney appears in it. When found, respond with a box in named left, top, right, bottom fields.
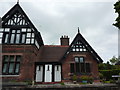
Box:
left=60, top=35, right=69, bottom=46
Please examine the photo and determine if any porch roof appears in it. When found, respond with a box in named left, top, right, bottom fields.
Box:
left=39, top=45, right=68, bottom=62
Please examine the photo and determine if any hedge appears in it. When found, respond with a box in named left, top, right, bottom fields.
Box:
left=99, top=69, right=120, bottom=80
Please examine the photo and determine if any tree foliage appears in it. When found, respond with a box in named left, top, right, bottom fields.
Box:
left=109, top=56, right=119, bottom=65
left=113, top=1, right=120, bottom=29
left=99, top=56, right=120, bottom=80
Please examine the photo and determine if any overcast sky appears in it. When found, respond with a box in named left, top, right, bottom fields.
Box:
left=0, top=0, right=118, bottom=63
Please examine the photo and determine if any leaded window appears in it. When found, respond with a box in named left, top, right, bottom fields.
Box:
left=75, top=57, right=84, bottom=63
left=2, top=55, right=21, bottom=75
left=70, top=57, right=91, bottom=74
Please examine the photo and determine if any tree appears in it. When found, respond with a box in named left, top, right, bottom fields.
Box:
left=110, top=56, right=119, bottom=65
left=113, top=1, right=120, bottom=29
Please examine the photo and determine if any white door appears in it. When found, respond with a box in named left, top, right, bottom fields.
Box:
left=54, top=65, right=61, bottom=82
left=36, top=65, right=43, bottom=82
left=45, top=64, right=52, bottom=82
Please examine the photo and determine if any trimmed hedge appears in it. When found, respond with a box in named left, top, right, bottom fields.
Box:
left=99, top=69, right=120, bottom=80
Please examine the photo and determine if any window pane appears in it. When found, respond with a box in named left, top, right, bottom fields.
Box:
left=75, top=57, right=79, bottom=62
left=81, top=63, right=85, bottom=73
left=26, top=39, right=30, bottom=44
left=3, top=56, right=9, bottom=62
left=17, top=30, right=20, bottom=33
left=70, top=63, right=75, bottom=73
left=15, top=63, right=20, bottom=73
left=76, top=63, right=80, bottom=73
left=72, top=48, right=75, bottom=51
left=3, top=63, right=8, bottom=73
left=86, top=63, right=91, bottom=73
left=5, top=34, right=8, bottom=43
left=16, top=56, right=21, bottom=62
left=32, top=33, right=34, bottom=37
left=21, top=34, right=25, bottom=43
left=79, top=57, right=84, bottom=63
left=12, top=30, right=15, bottom=33
left=15, top=34, right=20, bottom=43
left=10, top=56, right=14, bottom=62
left=27, top=33, right=31, bottom=37
left=76, top=48, right=79, bottom=51
left=10, top=34, right=15, bottom=43
left=31, top=39, right=34, bottom=44
left=22, top=28, right=26, bottom=32
left=5, top=28, right=9, bottom=32
left=9, top=63, right=14, bottom=73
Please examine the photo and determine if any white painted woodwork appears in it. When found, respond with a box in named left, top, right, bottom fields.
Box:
left=54, top=65, right=61, bottom=82
left=36, top=65, right=43, bottom=82
left=45, top=64, right=52, bottom=82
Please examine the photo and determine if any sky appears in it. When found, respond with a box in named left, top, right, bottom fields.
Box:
left=0, top=0, right=118, bottom=63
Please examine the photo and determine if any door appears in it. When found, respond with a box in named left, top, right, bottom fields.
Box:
left=54, top=65, right=61, bottom=82
left=45, top=64, right=52, bottom=82
left=36, top=65, right=43, bottom=82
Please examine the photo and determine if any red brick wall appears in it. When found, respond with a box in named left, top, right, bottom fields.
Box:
left=62, top=52, right=99, bottom=81
left=2, top=45, right=39, bottom=82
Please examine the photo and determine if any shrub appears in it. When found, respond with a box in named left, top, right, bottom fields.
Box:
left=79, top=76, right=93, bottom=84
left=80, top=76, right=89, bottom=81
left=99, top=72, right=104, bottom=79
left=71, top=75, right=78, bottom=81
left=60, top=82, right=65, bottom=85
left=99, top=69, right=120, bottom=80
left=110, top=80, right=116, bottom=83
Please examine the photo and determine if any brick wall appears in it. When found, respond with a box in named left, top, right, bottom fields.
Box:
left=2, top=45, right=39, bottom=82
left=62, top=52, right=99, bottom=81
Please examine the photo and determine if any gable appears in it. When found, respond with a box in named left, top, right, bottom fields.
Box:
left=2, top=4, right=33, bottom=29
left=1, top=3, right=44, bottom=48
left=61, top=32, right=103, bottom=63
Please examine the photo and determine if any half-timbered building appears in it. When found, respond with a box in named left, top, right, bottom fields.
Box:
left=0, top=3, right=103, bottom=83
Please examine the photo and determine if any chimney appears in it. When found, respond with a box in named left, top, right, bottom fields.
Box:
left=60, top=35, right=69, bottom=46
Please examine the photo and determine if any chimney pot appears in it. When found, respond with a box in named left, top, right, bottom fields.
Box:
left=60, top=35, right=69, bottom=46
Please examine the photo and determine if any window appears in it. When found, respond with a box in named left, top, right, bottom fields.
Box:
left=75, top=57, right=84, bottom=63
left=3, top=33, right=9, bottom=43
left=70, top=63, right=75, bottom=73
left=10, top=30, right=16, bottom=43
left=75, top=57, right=79, bottom=62
left=86, top=63, right=91, bottom=73
left=79, top=57, right=84, bottom=63
left=2, top=55, right=21, bottom=75
left=2, top=28, right=39, bottom=48
left=70, top=57, right=91, bottom=74
left=15, top=30, right=21, bottom=43
left=21, top=33, right=26, bottom=43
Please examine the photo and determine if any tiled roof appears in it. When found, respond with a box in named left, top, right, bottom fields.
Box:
left=39, top=45, right=68, bottom=62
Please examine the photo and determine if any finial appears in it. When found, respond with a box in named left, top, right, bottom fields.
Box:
left=78, top=27, right=80, bottom=33
left=17, top=0, right=19, bottom=4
